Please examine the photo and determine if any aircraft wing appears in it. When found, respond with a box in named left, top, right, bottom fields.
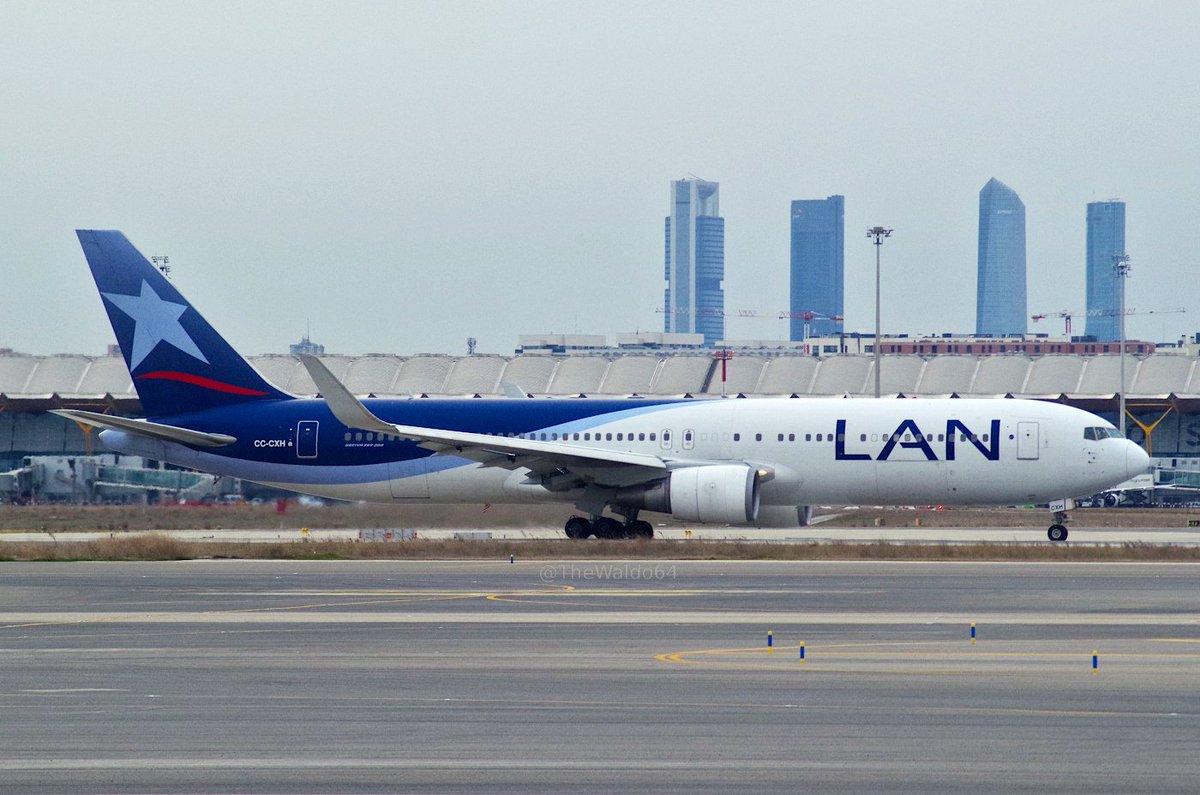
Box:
left=299, top=355, right=668, bottom=487
left=51, top=409, right=237, bottom=448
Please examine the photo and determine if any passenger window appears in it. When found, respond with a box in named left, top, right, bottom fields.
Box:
left=871, top=433, right=879, bottom=442
left=805, top=434, right=812, bottom=441
left=938, top=434, right=944, bottom=442
left=860, top=434, right=867, bottom=442
left=650, top=433, right=656, bottom=441
left=734, top=433, right=741, bottom=441
left=606, top=433, right=613, bottom=441
left=639, top=433, right=645, bottom=441
left=344, top=433, right=351, bottom=442
left=755, top=433, right=762, bottom=441
left=816, top=434, right=823, bottom=442
left=837, top=433, right=845, bottom=442
left=788, top=433, right=795, bottom=442
left=982, top=434, right=989, bottom=442
left=777, top=434, right=784, bottom=442
left=540, top=433, right=547, bottom=441
left=354, top=432, right=363, bottom=441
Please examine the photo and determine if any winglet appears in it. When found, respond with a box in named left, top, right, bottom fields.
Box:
left=298, top=354, right=396, bottom=435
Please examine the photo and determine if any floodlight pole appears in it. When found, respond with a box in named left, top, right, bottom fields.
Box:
left=867, top=227, right=893, bottom=399
left=1114, top=253, right=1131, bottom=437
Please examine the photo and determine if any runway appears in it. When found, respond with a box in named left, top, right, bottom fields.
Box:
left=2, top=560, right=1199, bottom=793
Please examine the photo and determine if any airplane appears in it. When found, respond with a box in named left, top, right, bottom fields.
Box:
left=54, top=230, right=1150, bottom=543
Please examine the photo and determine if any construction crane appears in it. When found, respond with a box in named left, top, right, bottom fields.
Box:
left=1088, top=306, right=1185, bottom=318
left=1032, top=307, right=1185, bottom=335
left=1031, top=310, right=1074, bottom=335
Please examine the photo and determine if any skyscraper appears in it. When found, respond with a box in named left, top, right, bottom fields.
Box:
left=975, top=178, right=1027, bottom=337
left=1085, top=200, right=1126, bottom=341
left=789, top=195, right=844, bottom=340
left=664, top=179, right=724, bottom=346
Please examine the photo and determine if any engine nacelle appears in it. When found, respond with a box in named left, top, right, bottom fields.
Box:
left=616, top=464, right=761, bottom=524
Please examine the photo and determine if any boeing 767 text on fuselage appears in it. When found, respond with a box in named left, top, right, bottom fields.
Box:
left=57, top=231, right=1149, bottom=541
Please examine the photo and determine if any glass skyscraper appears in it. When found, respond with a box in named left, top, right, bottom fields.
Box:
left=975, top=178, right=1027, bottom=337
left=789, top=195, right=844, bottom=340
left=664, top=179, right=724, bottom=346
left=1085, top=200, right=1126, bottom=341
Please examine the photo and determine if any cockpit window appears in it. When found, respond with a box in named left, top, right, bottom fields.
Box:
left=1084, top=426, right=1123, bottom=441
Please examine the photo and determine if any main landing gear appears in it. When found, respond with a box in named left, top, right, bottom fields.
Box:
left=563, top=515, right=653, bottom=540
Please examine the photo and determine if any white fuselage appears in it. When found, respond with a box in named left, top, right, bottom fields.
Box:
left=104, top=398, right=1148, bottom=517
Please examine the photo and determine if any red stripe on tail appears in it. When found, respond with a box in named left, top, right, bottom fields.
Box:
left=137, top=371, right=269, bottom=396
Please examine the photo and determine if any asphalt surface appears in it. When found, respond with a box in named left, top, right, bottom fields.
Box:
left=2, top=560, right=1199, bottom=793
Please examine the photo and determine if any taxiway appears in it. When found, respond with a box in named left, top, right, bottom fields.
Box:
left=1, top=560, right=1198, bottom=793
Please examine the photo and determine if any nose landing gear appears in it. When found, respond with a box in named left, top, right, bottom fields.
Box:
left=1046, top=499, right=1073, bottom=542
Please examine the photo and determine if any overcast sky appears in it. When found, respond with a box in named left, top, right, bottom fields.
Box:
left=3, top=1, right=1198, bottom=357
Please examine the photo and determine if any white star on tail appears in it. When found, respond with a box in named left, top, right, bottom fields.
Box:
left=101, top=280, right=209, bottom=370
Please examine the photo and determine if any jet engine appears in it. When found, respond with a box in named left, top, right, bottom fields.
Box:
left=615, top=464, right=761, bottom=524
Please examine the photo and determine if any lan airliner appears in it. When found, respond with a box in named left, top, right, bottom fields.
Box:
left=56, top=230, right=1148, bottom=541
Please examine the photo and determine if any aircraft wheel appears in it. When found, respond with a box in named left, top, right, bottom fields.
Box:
left=593, top=517, right=623, bottom=539
left=630, top=520, right=654, bottom=539
left=564, top=516, right=591, bottom=540
left=1047, top=524, right=1069, bottom=542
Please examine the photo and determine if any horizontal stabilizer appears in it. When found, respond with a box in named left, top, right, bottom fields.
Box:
left=51, top=409, right=237, bottom=448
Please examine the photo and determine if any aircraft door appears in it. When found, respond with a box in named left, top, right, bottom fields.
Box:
left=296, top=421, right=319, bottom=459
left=660, top=429, right=673, bottom=450
left=682, top=429, right=695, bottom=450
left=1017, top=422, right=1040, bottom=460
left=388, top=458, right=430, bottom=499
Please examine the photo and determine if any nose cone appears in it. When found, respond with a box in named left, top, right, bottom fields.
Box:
left=1126, top=441, right=1151, bottom=479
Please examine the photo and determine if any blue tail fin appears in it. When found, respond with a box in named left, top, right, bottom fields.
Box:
left=77, top=230, right=291, bottom=417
